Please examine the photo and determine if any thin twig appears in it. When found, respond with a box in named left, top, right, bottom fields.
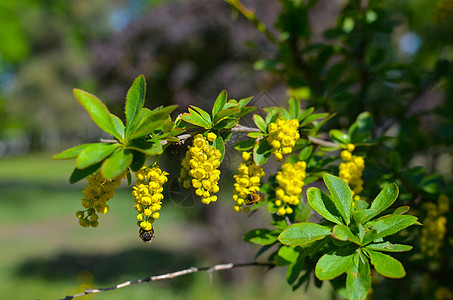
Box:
left=231, top=124, right=261, bottom=133
left=100, top=125, right=337, bottom=148
left=59, top=261, right=274, bottom=300
left=307, top=136, right=338, bottom=148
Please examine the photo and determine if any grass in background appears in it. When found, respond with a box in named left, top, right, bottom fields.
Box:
left=0, top=153, right=330, bottom=299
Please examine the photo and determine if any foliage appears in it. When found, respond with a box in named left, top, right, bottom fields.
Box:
left=50, top=0, right=453, bottom=299
left=55, top=73, right=419, bottom=299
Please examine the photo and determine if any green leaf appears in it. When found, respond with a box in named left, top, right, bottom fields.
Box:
left=296, top=202, right=312, bottom=223
left=73, top=89, right=122, bottom=141
left=248, top=132, right=264, bottom=139
left=190, top=106, right=212, bottom=124
left=69, top=162, right=103, bottom=184
left=369, top=183, right=399, bottom=217
left=253, top=114, right=267, bottom=133
left=332, top=225, right=360, bottom=244
left=346, top=252, right=371, bottom=300
left=298, top=106, right=314, bottom=122
left=324, top=174, right=353, bottom=225
left=243, top=229, right=278, bottom=245
left=349, top=112, right=373, bottom=143
left=236, top=106, right=256, bottom=119
left=180, top=112, right=211, bottom=129
left=111, top=114, right=126, bottom=140
left=329, top=129, right=350, bottom=144
left=213, top=108, right=241, bottom=124
left=253, top=139, right=272, bottom=166
left=288, top=97, right=300, bottom=120
left=125, top=74, right=146, bottom=138
left=392, top=206, right=410, bottom=215
left=307, top=187, right=343, bottom=225
left=76, top=143, right=120, bottom=169
left=298, top=145, right=313, bottom=161
left=129, top=150, right=146, bottom=172
left=238, top=96, right=253, bottom=109
left=278, top=246, right=300, bottom=263
left=234, top=139, right=256, bottom=151
left=212, top=90, right=227, bottom=117
left=365, top=242, right=413, bottom=252
left=213, top=136, right=225, bottom=163
left=101, top=148, right=133, bottom=179
left=52, top=143, right=96, bottom=160
left=365, top=249, right=406, bottom=278
left=315, top=248, right=355, bottom=280
left=361, top=229, right=378, bottom=246
left=130, top=106, right=178, bottom=140
left=372, top=215, right=418, bottom=240
left=128, top=140, right=163, bottom=156
left=287, top=257, right=305, bottom=285
left=300, top=112, right=329, bottom=127
left=278, top=223, right=331, bottom=247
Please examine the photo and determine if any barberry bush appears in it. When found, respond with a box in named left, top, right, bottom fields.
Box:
left=54, top=74, right=419, bottom=299
left=54, top=0, right=453, bottom=299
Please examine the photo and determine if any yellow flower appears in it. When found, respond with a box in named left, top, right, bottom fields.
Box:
left=339, top=145, right=365, bottom=200
left=421, top=195, right=449, bottom=258
left=178, top=134, right=221, bottom=204
left=273, top=161, right=306, bottom=216
left=232, top=152, right=265, bottom=213
left=207, top=132, right=217, bottom=142
left=267, top=119, right=300, bottom=161
left=133, top=165, right=168, bottom=231
left=77, top=171, right=123, bottom=228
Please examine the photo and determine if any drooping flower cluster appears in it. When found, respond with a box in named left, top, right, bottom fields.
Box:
left=274, top=161, right=306, bottom=216
left=76, top=172, right=123, bottom=227
left=232, top=152, right=265, bottom=213
left=178, top=133, right=221, bottom=204
left=339, top=144, right=365, bottom=200
left=420, top=194, right=449, bottom=258
left=267, top=119, right=300, bottom=161
left=132, top=165, right=168, bottom=232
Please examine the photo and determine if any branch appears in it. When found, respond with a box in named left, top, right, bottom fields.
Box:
left=101, top=125, right=338, bottom=148
left=232, top=124, right=338, bottom=148
left=59, top=261, right=274, bottom=300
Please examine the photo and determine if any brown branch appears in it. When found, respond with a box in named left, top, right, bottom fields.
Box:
left=232, top=124, right=338, bottom=147
left=100, top=125, right=338, bottom=148
left=307, top=136, right=338, bottom=148
left=59, top=261, right=274, bottom=300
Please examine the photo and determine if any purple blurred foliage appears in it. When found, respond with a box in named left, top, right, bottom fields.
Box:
left=91, top=0, right=285, bottom=117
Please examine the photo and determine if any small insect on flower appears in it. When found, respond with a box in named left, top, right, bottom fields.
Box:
left=139, top=228, right=155, bottom=243
left=245, top=191, right=264, bottom=205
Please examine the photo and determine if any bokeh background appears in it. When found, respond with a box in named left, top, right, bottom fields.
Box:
left=0, top=0, right=452, bottom=299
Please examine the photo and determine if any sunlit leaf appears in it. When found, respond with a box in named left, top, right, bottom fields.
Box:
left=76, top=143, right=120, bottom=169
left=52, top=143, right=96, bottom=160
left=212, top=90, right=227, bottom=117
left=125, top=74, right=146, bottom=138
left=324, top=174, right=353, bottom=225
left=243, top=229, right=278, bottom=245
left=307, top=187, right=343, bottom=225
left=73, top=89, right=122, bottom=141
left=101, top=148, right=133, bottom=179
left=365, top=249, right=405, bottom=278
left=315, top=248, right=355, bottom=280
left=278, top=223, right=331, bottom=246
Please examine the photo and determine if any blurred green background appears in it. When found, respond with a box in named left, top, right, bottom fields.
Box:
left=0, top=0, right=322, bottom=298
left=1, top=0, right=452, bottom=299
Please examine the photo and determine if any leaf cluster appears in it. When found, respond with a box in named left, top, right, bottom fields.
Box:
left=53, top=75, right=177, bottom=183
left=276, top=175, right=418, bottom=299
